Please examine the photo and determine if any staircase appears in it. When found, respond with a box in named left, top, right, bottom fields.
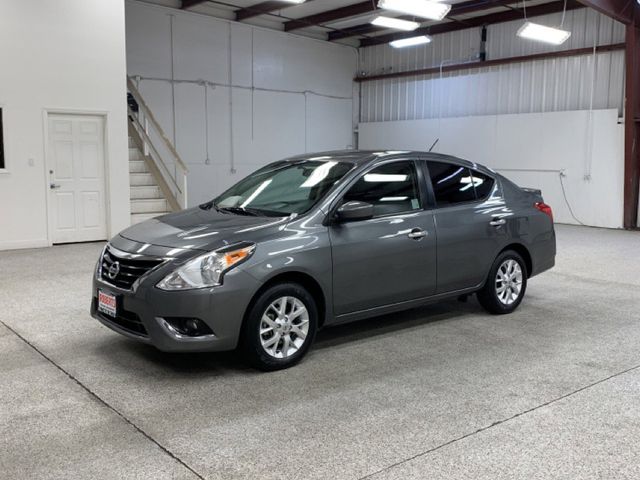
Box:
left=126, top=77, right=189, bottom=225
left=129, top=137, right=171, bottom=225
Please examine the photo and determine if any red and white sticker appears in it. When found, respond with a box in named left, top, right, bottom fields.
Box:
left=98, top=290, right=117, bottom=317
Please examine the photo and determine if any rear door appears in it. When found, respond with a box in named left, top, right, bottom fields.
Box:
left=329, top=160, right=437, bottom=315
left=425, top=161, right=507, bottom=293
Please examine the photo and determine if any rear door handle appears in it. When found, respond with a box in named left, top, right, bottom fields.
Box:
left=407, top=228, right=427, bottom=240
left=489, top=218, right=506, bottom=227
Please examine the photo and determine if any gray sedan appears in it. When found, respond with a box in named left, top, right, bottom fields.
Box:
left=91, top=151, right=556, bottom=370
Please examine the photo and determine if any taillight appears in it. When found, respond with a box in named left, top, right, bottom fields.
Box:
left=535, top=202, right=553, bottom=222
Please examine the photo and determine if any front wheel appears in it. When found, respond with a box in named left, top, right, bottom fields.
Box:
left=477, top=251, right=527, bottom=314
left=240, top=283, right=317, bottom=371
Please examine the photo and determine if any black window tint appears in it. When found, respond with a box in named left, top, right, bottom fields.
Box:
left=471, top=170, right=495, bottom=200
left=427, top=162, right=476, bottom=206
left=0, top=108, right=4, bottom=169
left=344, top=161, right=421, bottom=217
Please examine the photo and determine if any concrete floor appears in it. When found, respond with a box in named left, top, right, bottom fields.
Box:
left=1, top=224, right=639, bottom=479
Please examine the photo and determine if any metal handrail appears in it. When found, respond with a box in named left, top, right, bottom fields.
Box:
left=127, top=77, right=189, bottom=174
left=128, top=107, right=182, bottom=193
left=127, top=77, right=188, bottom=210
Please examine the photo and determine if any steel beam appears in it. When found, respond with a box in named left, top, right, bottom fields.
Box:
left=354, top=43, right=625, bottom=82
left=576, top=0, right=634, bottom=24
left=181, top=0, right=208, bottom=9
left=235, top=1, right=315, bottom=21
left=623, top=18, right=640, bottom=228
left=284, top=2, right=374, bottom=31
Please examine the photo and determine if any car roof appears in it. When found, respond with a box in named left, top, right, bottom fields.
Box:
left=285, top=150, right=495, bottom=175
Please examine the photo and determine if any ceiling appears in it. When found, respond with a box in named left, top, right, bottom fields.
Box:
left=139, top=0, right=584, bottom=47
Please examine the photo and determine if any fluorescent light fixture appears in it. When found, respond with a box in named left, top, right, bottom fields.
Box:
left=389, top=35, right=432, bottom=48
left=378, top=0, right=451, bottom=21
left=279, top=0, right=306, bottom=3
left=371, top=16, right=420, bottom=31
left=516, top=21, right=571, bottom=45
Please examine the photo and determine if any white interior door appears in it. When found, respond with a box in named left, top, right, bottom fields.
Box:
left=47, top=114, right=107, bottom=244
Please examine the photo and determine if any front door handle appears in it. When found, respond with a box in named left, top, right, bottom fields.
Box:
left=489, top=218, right=506, bottom=227
left=407, top=228, right=427, bottom=240
left=49, top=183, right=61, bottom=190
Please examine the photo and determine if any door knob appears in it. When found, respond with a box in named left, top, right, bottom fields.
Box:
left=407, top=228, right=427, bottom=240
left=50, top=183, right=61, bottom=189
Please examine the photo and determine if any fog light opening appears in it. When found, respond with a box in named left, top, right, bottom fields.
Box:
left=164, top=317, right=214, bottom=337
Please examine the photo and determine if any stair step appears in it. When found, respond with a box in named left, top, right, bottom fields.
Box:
left=131, top=212, right=169, bottom=225
left=129, top=147, right=142, bottom=160
left=129, top=160, right=149, bottom=173
left=131, top=198, right=168, bottom=214
left=130, top=185, right=163, bottom=200
left=129, top=173, right=156, bottom=186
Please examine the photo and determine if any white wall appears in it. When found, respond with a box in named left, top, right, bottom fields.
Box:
left=126, top=0, right=358, bottom=207
left=359, top=9, right=625, bottom=122
left=359, top=109, right=624, bottom=229
left=0, top=0, right=129, bottom=250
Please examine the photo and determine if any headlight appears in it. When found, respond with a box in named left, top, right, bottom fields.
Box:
left=96, top=245, right=107, bottom=279
left=156, top=243, right=255, bottom=291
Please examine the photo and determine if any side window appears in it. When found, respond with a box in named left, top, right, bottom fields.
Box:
left=470, top=169, right=495, bottom=200
left=343, top=161, right=421, bottom=217
left=427, top=162, right=476, bottom=206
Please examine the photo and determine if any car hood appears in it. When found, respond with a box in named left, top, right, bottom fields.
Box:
left=119, top=207, right=289, bottom=251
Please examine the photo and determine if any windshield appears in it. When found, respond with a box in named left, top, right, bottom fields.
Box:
left=213, top=159, right=355, bottom=217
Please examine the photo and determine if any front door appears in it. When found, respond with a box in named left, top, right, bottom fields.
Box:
left=47, top=114, right=107, bottom=244
left=329, top=160, right=437, bottom=315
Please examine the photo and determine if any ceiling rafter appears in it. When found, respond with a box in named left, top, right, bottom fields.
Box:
left=360, top=0, right=583, bottom=46
left=575, top=0, right=635, bottom=24
left=284, top=1, right=375, bottom=31
left=181, top=0, right=209, bottom=9
left=235, top=1, right=316, bottom=21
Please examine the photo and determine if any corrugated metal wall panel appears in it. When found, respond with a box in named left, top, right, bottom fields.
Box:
left=359, top=10, right=625, bottom=123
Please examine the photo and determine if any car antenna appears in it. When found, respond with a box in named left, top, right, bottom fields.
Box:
left=428, top=138, right=439, bottom=152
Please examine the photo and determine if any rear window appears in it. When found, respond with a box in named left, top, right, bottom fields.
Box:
left=470, top=169, right=495, bottom=199
left=427, top=162, right=476, bottom=206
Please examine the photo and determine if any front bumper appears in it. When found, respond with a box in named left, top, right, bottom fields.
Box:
left=90, top=241, right=261, bottom=352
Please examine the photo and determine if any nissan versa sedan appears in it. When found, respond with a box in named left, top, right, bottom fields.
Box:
left=91, top=151, right=555, bottom=370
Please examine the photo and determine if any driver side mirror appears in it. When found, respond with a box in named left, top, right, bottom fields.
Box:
left=335, top=200, right=374, bottom=222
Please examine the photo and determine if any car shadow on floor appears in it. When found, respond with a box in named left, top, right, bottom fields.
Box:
left=103, top=296, right=482, bottom=374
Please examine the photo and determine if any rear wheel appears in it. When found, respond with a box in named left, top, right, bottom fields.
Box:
left=240, top=283, right=317, bottom=371
left=477, top=250, right=527, bottom=314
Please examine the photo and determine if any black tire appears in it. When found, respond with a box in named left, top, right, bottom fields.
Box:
left=477, top=250, right=528, bottom=315
left=240, top=283, right=318, bottom=371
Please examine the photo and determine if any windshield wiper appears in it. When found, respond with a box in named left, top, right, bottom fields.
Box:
left=216, top=206, right=259, bottom=216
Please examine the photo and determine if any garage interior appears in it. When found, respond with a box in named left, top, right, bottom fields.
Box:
left=1, top=0, right=640, bottom=478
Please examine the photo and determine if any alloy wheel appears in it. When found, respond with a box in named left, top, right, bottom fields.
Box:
left=259, top=296, right=310, bottom=359
left=495, top=259, right=523, bottom=305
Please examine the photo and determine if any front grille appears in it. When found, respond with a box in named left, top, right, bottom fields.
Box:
left=101, top=247, right=164, bottom=290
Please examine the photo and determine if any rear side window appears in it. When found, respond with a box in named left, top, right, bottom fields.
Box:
left=427, top=162, right=476, bottom=206
left=470, top=169, right=495, bottom=200
left=343, top=161, right=421, bottom=217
